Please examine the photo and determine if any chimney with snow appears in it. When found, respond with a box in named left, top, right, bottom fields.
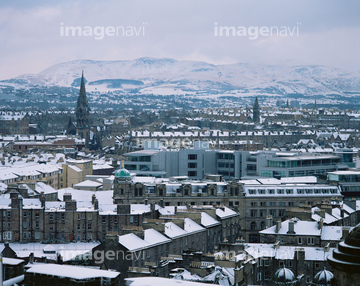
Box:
left=287, top=219, right=295, bottom=234
left=318, top=218, right=324, bottom=230
left=275, top=220, right=281, bottom=233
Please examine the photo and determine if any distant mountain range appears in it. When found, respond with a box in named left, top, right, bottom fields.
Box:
left=1, top=58, right=360, bottom=111
left=2, top=58, right=360, bottom=99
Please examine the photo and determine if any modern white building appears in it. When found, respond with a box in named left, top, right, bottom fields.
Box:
left=123, top=143, right=349, bottom=180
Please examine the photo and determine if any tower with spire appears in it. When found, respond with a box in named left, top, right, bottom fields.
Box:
left=76, top=71, right=90, bottom=147
left=253, top=96, right=260, bottom=123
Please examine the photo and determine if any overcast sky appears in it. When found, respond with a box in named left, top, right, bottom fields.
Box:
left=0, top=0, right=359, bottom=80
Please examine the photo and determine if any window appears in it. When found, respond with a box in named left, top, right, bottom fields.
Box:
left=35, top=232, right=40, bottom=239
left=288, top=202, right=295, bottom=206
left=130, top=216, right=134, bottom=223
left=88, top=213, right=92, bottom=220
left=188, top=162, right=197, bottom=168
left=7, top=211, right=11, bottom=217
left=49, top=214, right=54, bottom=220
left=77, top=213, right=81, bottom=220
left=35, top=221, right=40, bottom=228
left=88, top=223, right=92, bottom=230
left=23, top=211, right=27, bottom=218
left=259, top=210, right=266, bottom=217
left=250, top=222, right=256, bottom=230
left=61, top=213, right=65, bottom=220
left=251, top=202, right=257, bottom=207
left=3, top=231, right=11, bottom=240
left=82, top=213, right=85, bottom=219
left=250, top=210, right=257, bottom=217
left=260, top=202, right=266, bottom=207
left=23, top=221, right=27, bottom=228
left=307, top=237, right=315, bottom=245
left=268, top=189, right=275, bottom=194
left=77, top=223, right=81, bottom=231
left=260, top=221, right=266, bottom=230
left=23, top=232, right=27, bottom=239
left=298, top=237, right=302, bottom=245
left=188, top=154, right=197, bottom=160
left=270, top=209, right=276, bottom=217
left=188, top=171, right=197, bottom=177
left=278, top=209, right=285, bottom=217
left=102, top=217, right=106, bottom=224
left=35, top=212, right=39, bottom=219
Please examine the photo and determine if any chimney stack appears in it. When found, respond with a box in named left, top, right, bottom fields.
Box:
left=287, top=219, right=295, bottom=234
left=275, top=220, right=281, bottom=233
left=266, top=215, right=273, bottom=229
left=117, top=204, right=131, bottom=214
left=65, top=200, right=77, bottom=212
left=318, top=218, right=324, bottom=230
left=91, top=194, right=96, bottom=204
left=40, top=192, right=45, bottom=208
left=94, top=199, right=99, bottom=210
left=341, top=226, right=350, bottom=240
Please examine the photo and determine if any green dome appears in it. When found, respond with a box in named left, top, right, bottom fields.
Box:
left=115, top=167, right=131, bottom=178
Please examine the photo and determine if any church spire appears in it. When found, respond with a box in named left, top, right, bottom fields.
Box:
left=79, top=70, right=86, bottom=98
left=76, top=71, right=90, bottom=146
left=76, top=71, right=89, bottom=128
left=253, top=97, right=260, bottom=123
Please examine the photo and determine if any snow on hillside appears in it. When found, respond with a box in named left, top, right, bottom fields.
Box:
left=2, top=57, right=360, bottom=97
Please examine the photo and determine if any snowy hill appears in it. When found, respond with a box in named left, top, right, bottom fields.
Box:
left=1, top=58, right=360, bottom=98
